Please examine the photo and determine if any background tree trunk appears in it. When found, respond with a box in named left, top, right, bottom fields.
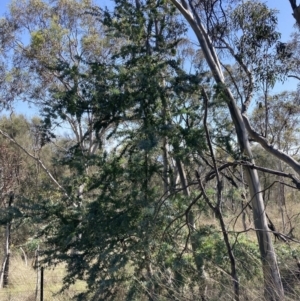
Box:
left=0, top=192, right=14, bottom=288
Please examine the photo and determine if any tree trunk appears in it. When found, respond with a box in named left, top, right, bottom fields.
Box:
left=34, top=245, right=40, bottom=301
left=0, top=192, right=14, bottom=289
left=243, top=167, right=284, bottom=300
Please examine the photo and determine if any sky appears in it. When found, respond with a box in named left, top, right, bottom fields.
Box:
left=0, top=0, right=298, bottom=117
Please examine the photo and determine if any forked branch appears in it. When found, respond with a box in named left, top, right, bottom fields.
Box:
left=242, top=114, right=300, bottom=176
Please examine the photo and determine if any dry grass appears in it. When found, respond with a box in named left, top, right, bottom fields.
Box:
left=0, top=256, right=87, bottom=301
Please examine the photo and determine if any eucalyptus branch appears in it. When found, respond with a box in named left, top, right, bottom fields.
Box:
left=64, top=115, right=81, bottom=145
left=287, top=74, right=300, bottom=80
left=242, top=114, right=300, bottom=176
left=238, top=160, right=300, bottom=188
left=199, top=159, right=300, bottom=188
left=0, top=129, right=68, bottom=197
left=229, top=227, right=300, bottom=244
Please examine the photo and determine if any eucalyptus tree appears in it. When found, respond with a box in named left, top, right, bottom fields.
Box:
left=1, top=0, right=119, bottom=156
left=166, top=0, right=300, bottom=300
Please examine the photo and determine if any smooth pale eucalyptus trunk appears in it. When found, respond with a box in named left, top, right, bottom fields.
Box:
left=223, top=81, right=284, bottom=301
left=227, top=85, right=284, bottom=301
left=243, top=166, right=284, bottom=300
left=168, top=2, right=284, bottom=299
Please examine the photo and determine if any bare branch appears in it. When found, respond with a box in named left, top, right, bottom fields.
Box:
left=242, top=114, right=300, bottom=176
left=202, top=87, right=223, bottom=206
left=287, top=74, right=300, bottom=80
left=0, top=129, right=68, bottom=197
left=229, top=227, right=300, bottom=244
